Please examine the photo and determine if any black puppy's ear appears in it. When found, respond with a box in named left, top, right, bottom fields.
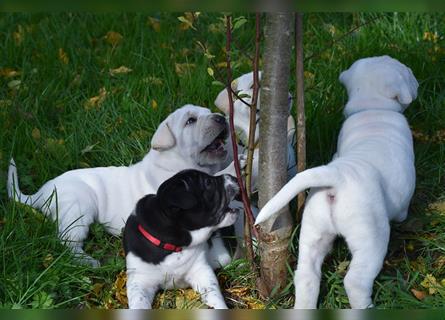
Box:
left=159, top=179, right=198, bottom=213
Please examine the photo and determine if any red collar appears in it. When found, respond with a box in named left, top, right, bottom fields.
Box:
left=137, top=224, right=182, bottom=252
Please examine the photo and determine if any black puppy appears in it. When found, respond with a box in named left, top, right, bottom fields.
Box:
left=123, top=169, right=240, bottom=309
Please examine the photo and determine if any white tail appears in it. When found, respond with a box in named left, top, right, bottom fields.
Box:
left=7, top=158, right=33, bottom=204
left=255, top=165, right=340, bottom=225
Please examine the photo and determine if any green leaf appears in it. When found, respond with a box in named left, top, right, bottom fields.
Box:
left=207, top=67, right=214, bottom=77
left=233, top=17, right=247, bottom=30
left=177, top=16, right=196, bottom=30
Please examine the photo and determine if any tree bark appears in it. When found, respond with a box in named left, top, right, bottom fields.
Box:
left=257, top=12, right=293, bottom=296
left=295, top=13, right=306, bottom=221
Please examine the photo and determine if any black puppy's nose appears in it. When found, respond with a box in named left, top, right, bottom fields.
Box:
left=212, top=114, right=226, bottom=125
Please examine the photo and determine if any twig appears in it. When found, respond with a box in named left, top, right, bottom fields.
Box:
left=295, top=13, right=306, bottom=222
left=304, top=15, right=382, bottom=62
left=225, top=15, right=258, bottom=241
left=243, top=12, right=261, bottom=265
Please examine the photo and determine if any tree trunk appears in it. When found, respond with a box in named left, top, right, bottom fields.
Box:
left=295, top=13, right=306, bottom=221
left=257, top=12, right=293, bottom=296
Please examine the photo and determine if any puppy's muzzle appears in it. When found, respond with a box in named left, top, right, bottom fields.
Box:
left=223, top=174, right=240, bottom=201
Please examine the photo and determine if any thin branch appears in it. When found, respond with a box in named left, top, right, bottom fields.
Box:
left=304, top=15, right=382, bottom=62
left=295, top=13, right=306, bottom=222
left=225, top=15, right=258, bottom=239
left=243, top=12, right=261, bottom=265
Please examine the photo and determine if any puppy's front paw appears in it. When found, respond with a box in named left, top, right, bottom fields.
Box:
left=238, top=154, right=247, bottom=170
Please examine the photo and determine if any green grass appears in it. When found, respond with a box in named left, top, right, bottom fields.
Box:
left=0, top=12, right=445, bottom=309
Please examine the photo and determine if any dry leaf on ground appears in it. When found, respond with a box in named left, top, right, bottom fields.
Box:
left=84, top=87, right=108, bottom=110
left=109, top=66, right=132, bottom=76
left=104, top=31, right=123, bottom=46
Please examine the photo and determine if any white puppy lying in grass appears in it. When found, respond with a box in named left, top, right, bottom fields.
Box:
left=255, top=56, right=418, bottom=309
left=8, top=105, right=233, bottom=267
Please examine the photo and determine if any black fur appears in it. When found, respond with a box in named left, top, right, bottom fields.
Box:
left=123, top=169, right=238, bottom=265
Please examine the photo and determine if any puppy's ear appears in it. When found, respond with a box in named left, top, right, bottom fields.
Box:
left=159, top=179, right=198, bottom=213
left=151, top=120, right=176, bottom=151
left=215, top=82, right=237, bottom=114
left=384, top=72, right=418, bottom=106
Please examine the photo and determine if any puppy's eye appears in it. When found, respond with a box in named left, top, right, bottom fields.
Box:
left=185, top=117, right=197, bottom=126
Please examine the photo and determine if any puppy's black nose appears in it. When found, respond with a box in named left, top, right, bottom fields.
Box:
left=212, top=114, right=226, bottom=125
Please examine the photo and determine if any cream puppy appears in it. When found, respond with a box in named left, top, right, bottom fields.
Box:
left=255, top=56, right=418, bottom=308
left=214, top=71, right=297, bottom=189
left=8, top=105, right=232, bottom=267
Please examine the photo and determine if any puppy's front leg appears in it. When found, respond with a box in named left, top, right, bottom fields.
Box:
left=126, top=273, right=159, bottom=309
left=186, top=263, right=227, bottom=309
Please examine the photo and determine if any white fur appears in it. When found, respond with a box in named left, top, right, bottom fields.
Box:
left=126, top=212, right=238, bottom=309
left=255, top=56, right=418, bottom=308
left=7, top=104, right=233, bottom=267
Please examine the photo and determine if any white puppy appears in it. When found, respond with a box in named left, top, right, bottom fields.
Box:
left=8, top=105, right=232, bottom=267
left=255, top=56, right=418, bottom=308
left=214, top=71, right=297, bottom=189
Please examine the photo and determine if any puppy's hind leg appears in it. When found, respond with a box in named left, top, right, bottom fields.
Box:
left=343, top=219, right=390, bottom=309
left=294, top=193, right=336, bottom=309
left=57, top=202, right=99, bottom=267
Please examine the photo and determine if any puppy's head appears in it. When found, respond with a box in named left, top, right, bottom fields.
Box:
left=157, top=169, right=240, bottom=243
left=214, top=72, right=261, bottom=145
left=339, top=55, right=418, bottom=116
left=151, top=104, right=229, bottom=167
left=214, top=72, right=294, bottom=145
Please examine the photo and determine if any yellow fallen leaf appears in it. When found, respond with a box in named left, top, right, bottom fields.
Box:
left=84, top=87, right=108, bottom=110
left=92, top=282, right=105, bottom=297
left=104, top=31, right=123, bottom=46
left=207, top=67, right=214, bottom=77
left=225, top=286, right=250, bottom=297
left=304, top=71, right=315, bottom=83
left=434, top=256, right=445, bottom=269
left=336, top=260, right=350, bottom=275
left=147, top=17, right=161, bottom=32
left=411, top=288, right=427, bottom=301
left=178, top=13, right=196, bottom=31
left=429, top=200, right=445, bottom=213
left=109, top=66, right=132, bottom=76
left=13, top=25, right=24, bottom=45
left=0, top=68, right=20, bottom=78
left=142, top=76, right=163, bottom=86
left=32, top=128, right=41, bottom=140
left=151, top=99, right=158, bottom=109
left=215, top=61, right=227, bottom=68
left=175, top=289, right=205, bottom=309
left=423, top=31, right=439, bottom=43
left=244, top=296, right=266, bottom=309
left=58, top=48, right=69, bottom=65
left=421, top=274, right=441, bottom=295
left=113, top=271, right=128, bottom=307
left=175, top=63, right=195, bottom=76
left=43, top=253, right=54, bottom=268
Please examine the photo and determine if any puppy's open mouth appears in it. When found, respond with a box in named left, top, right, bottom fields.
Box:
left=201, top=128, right=228, bottom=154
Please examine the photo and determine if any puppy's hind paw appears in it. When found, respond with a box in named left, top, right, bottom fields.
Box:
left=75, top=253, right=101, bottom=268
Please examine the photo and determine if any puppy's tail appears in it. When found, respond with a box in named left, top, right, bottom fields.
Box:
left=7, top=158, right=33, bottom=205
left=255, top=165, right=340, bottom=225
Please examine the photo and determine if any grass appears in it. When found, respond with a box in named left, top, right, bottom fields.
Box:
left=0, top=12, right=445, bottom=309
